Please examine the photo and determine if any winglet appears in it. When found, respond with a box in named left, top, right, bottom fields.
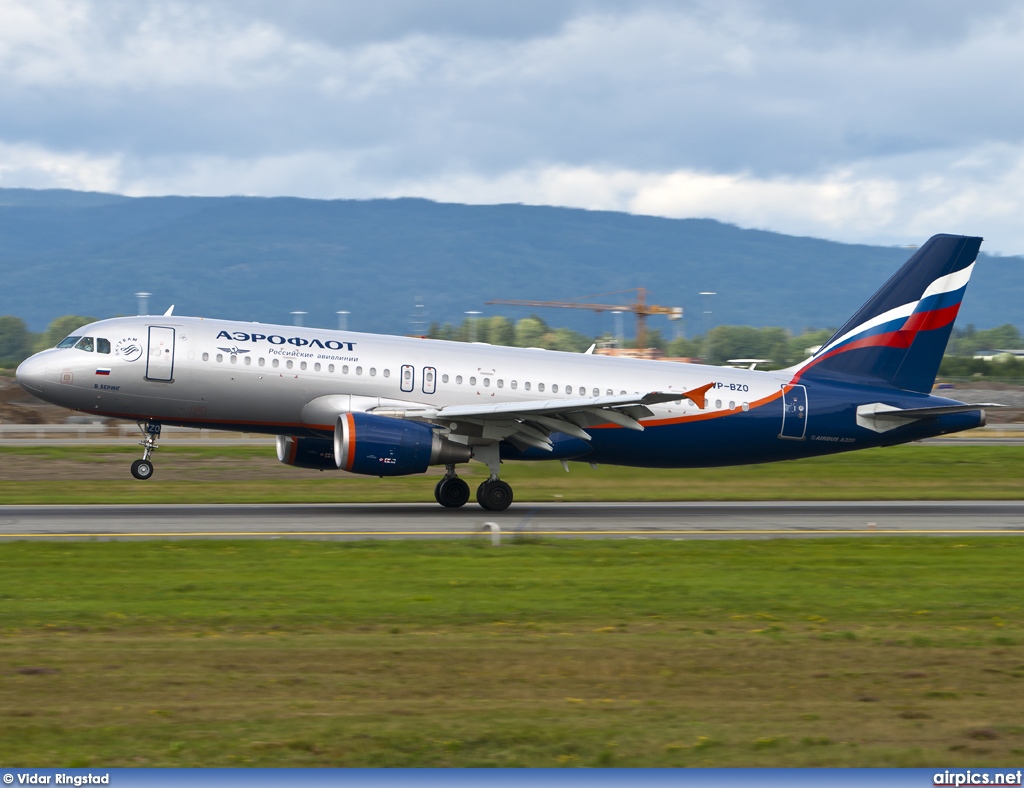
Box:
left=682, top=382, right=715, bottom=409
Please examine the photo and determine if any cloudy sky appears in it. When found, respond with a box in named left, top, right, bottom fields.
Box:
left=2, top=0, right=1024, bottom=252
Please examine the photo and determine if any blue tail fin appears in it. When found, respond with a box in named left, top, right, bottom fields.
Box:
left=791, top=234, right=982, bottom=393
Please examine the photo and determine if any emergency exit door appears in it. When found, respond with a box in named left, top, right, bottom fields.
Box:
left=146, top=326, right=175, bottom=382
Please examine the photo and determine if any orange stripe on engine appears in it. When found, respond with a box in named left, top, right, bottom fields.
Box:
left=344, top=412, right=357, bottom=472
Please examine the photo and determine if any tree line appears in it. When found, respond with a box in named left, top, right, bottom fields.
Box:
left=2, top=314, right=1022, bottom=382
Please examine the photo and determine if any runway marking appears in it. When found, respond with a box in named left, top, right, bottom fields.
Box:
left=1, top=529, right=1023, bottom=538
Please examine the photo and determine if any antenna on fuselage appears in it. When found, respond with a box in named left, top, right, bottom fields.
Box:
left=163, top=305, right=175, bottom=316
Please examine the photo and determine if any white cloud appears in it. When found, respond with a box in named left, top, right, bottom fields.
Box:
left=2, top=1, right=1024, bottom=254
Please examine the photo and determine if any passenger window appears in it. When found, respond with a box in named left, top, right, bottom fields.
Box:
left=565, top=386, right=572, bottom=395
left=606, top=389, right=613, bottom=396
left=356, top=366, right=363, bottom=375
left=216, top=354, right=224, bottom=362
left=230, top=354, right=238, bottom=364
left=74, top=337, right=95, bottom=352
left=286, top=360, right=294, bottom=369
left=497, top=379, right=504, bottom=388
left=538, top=383, right=545, bottom=392
left=300, top=361, right=307, bottom=370
left=57, top=336, right=81, bottom=349
left=258, top=357, right=265, bottom=367
left=272, top=359, right=280, bottom=368
left=511, top=380, right=517, bottom=389
left=483, top=378, right=490, bottom=387
left=442, top=374, right=449, bottom=383
left=469, top=376, right=477, bottom=385
left=370, top=368, right=376, bottom=376
left=97, top=338, right=111, bottom=354
left=383, top=369, right=391, bottom=378
left=552, top=384, right=559, bottom=393
left=314, top=362, right=321, bottom=372
left=456, top=375, right=463, bottom=384
left=593, top=388, right=599, bottom=397
left=244, top=356, right=251, bottom=366
left=329, top=364, right=335, bottom=373
left=342, top=365, right=349, bottom=374
left=202, top=352, right=209, bottom=362
left=525, top=382, right=531, bottom=391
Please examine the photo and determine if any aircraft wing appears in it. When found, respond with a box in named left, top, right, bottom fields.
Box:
left=371, top=383, right=714, bottom=452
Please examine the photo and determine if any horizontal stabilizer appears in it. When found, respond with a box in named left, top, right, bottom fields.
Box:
left=856, top=402, right=1002, bottom=433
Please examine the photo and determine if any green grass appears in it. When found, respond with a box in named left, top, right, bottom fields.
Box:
left=1, top=444, right=1024, bottom=503
left=1, top=538, right=1022, bottom=766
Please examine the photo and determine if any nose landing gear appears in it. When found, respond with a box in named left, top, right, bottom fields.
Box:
left=131, top=422, right=161, bottom=480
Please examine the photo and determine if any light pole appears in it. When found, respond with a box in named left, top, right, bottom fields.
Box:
left=611, top=310, right=624, bottom=348
left=336, top=311, right=350, bottom=331
left=699, top=292, right=717, bottom=337
left=465, top=311, right=482, bottom=343
left=135, top=292, right=152, bottom=316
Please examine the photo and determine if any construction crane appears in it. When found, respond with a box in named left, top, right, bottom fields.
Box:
left=487, top=288, right=683, bottom=349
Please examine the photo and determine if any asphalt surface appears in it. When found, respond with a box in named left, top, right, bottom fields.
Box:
left=1, top=501, right=1023, bottom=540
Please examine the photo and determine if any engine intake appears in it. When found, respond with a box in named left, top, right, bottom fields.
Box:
left=335, top=412, right=471, bottom=476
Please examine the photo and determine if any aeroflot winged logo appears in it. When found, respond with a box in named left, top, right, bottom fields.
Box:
left=216, top=330, right=357, bottom=352
left=217, top=346, right=250, bottom=357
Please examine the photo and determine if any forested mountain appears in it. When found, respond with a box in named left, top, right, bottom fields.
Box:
left=1, top=188, right=1021, bottom=337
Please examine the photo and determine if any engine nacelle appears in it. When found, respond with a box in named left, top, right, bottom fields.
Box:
left=334, top=412, right=471, bottom=476
left=276, top=435, right=337, bottom=470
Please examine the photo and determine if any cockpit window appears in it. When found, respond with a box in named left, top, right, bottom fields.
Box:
left=57, top=336, right=81, bottom=349
left=97, top=338, right=111, bottom=354
left=74, top=337, right=95, bottom=352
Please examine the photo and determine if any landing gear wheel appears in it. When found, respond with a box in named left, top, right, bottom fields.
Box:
left=131, top=459, right=154, bottom=480
left=437, top=477, right=471, bottom=508
left=476, top=479, right=513, bottom=512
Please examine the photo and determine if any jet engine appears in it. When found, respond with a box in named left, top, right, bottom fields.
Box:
left=335, top=412, right=471, bottom=476
left=276, top=435, right=338, bottom=470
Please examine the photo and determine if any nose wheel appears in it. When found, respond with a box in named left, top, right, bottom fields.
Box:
left=132, top=421, right=161, bottom=480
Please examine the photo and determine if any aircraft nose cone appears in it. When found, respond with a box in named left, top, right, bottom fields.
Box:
left=15, top=353, right=47, bottom=396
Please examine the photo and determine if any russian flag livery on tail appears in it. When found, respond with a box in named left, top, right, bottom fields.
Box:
left=16, top=234, right=1003, bottom=510
left=792, top=235, right=980, bottom=393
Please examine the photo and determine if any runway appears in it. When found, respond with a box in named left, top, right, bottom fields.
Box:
left=2, top=501, right=1024, bottom=540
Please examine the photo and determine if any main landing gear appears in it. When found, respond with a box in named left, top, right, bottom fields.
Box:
left=476, top=478, right=513, bottom=512
left=434, top=466, right=471, bottom=508
left=470, top=443, right=514, bottom=512
left=432, top=446, right=515, bottom=512
left=131, top=422, right=161, bottom=480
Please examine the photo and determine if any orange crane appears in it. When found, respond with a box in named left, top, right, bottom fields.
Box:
left=487, top=288, right=683, bottom=349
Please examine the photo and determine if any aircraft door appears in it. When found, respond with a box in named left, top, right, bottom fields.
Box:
left=779, top=384, right=807, bottom=440
left=146, top=326, right=176, bottom=382
left=422, top=366, right=436, bottom=395
left=400, top=364, right=415, bottom=393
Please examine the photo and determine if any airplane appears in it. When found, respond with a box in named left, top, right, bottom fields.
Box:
left=15, top=234, right=1000, bottom=511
